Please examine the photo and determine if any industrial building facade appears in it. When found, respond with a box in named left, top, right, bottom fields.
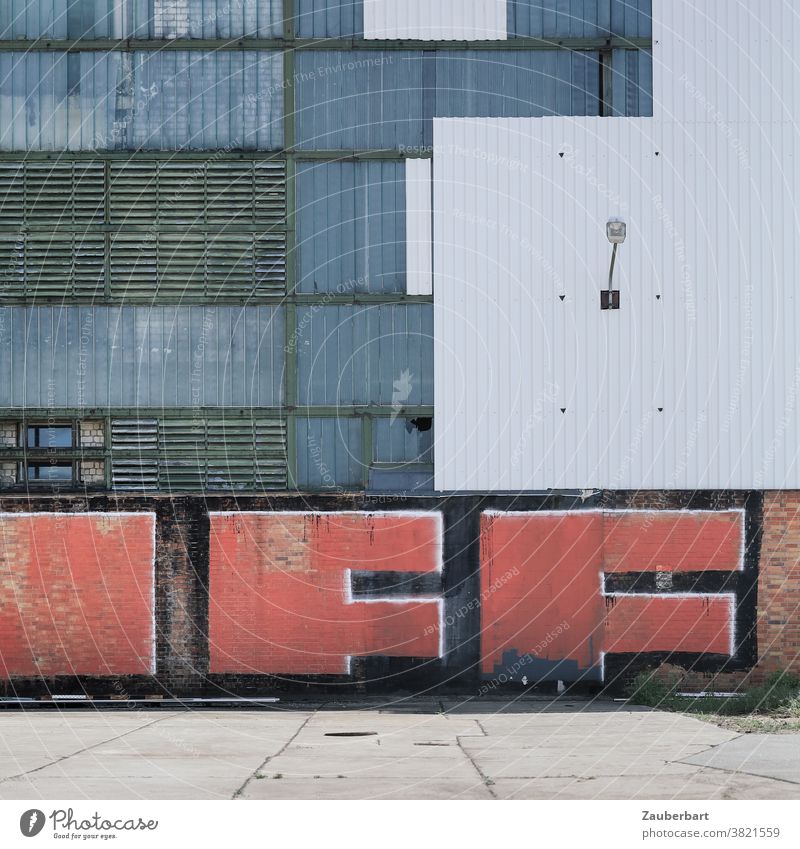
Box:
left=0, top=1, right=797, bottom=696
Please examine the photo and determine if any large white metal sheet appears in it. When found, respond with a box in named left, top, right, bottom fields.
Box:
left=432, top=0, right=800, bottom=491
left=363, top=0, right=507, bottom=40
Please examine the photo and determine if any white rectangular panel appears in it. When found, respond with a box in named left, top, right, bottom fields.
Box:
left=654, top=0, right=800, bottom=125
left=406, top=158, right=433, bottom=295
left=433, top=111, right=800, bottom=490
left=364, top=0, right=507, bottom=40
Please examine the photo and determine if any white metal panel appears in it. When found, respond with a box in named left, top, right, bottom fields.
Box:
left=653, top=0, right=800, bottom=125
left=406, top=158, right=433, bottom=295
left=432, top=0, right=800, bottom=491
left=363, top=0, right=507, bottom=40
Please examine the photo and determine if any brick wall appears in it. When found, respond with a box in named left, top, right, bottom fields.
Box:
left=0, top=422, right=16, bottom=487
left=79, top=420, right=105, bottom=485
left=208, top=511, right=442, bottom=675
left=0, top=492, right=796, bottom=696
left=678, top=492, right=800, bottom=690
left=0, top=512, right=155, bottom=678
left=79, top=460, right=105, bottom=485
left=758, top=492, right=800, bottom=675
left=480, top=510, right=745, bottom=684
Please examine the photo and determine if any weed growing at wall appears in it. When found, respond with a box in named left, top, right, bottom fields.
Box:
left=627, top=669, right=800, bottom=717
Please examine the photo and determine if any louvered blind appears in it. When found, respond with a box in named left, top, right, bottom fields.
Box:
left=0, top=159, right=287, bottom=300
left=108, top=232, right=285, bottom=297
left=108, top=161, right=286, bottom=226
left=0, top=161, right=105, bottom=226
left=0, top=233, right=106, bottom=298
left=110, top=417, right=286, bottom=491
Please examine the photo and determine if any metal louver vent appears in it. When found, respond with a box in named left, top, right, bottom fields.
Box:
left=0, top=233, right=106, bottom=298
left=108, top=160, right=286, bottom=226
left=110, top=419, right=159, bottom=490
left=109, top=232, right=286, bottom=297
left=110, top=417, right=286, bottom=491
left=111, top=419, right=159, bottom=449
left=0, top=161, right=105, bottom=226
left=0, top=158, right=287, bottom=301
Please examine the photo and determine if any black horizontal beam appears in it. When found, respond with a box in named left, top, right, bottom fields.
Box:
left=0, top=37, right=651, bottom=53
left=0, top=294, right=432, bottom=306
left=0, top=225, right=284, bottom=233
left=0, top=150, right=429, bottom=161
left=0, top=406, right=433, bottom=418
left=0, top=151, right=287, bottom=161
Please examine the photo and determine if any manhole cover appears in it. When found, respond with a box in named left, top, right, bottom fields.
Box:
left=324, top=732, right=377, bottom=737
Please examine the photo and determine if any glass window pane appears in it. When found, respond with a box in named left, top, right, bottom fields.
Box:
left=26, top=425, right=74, bottom=448
left=24, top=462, right=74, bottom=481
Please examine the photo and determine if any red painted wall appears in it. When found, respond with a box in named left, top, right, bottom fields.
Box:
left=209, top=512, right=442, bottom=674
left=0, top=513, right=155, bottom=678
left=480, top=510, right=743, bottom=678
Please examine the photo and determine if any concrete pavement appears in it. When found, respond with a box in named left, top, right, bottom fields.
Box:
left=0, top=697, right=797, bottom=800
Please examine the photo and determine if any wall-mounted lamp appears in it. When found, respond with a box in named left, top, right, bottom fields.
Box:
left=602, top=218, right=626, bottom=310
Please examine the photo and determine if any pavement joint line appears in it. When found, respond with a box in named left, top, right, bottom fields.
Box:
left=455, top=721, right=498, bottom=800
left=0, top=712, right=183, bottom=785
left=232, top=708, right=319, bottom=799
left=674, top=759, right=800, bottom=787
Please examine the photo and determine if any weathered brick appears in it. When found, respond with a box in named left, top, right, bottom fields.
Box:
left=0, top=512, right=155, bottom=678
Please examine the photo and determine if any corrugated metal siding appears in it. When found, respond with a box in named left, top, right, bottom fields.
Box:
left=128, top=51, right=283, bottom=150
left=0, top=52, right=119, bottom=151
left=432, top=28, right=800, bottom=493
left=295, top=49, right=603, bottom=149
left=295, top=0, right=363, bottom=38
left=0, top=51, right=283, bottom=151
left=508, top=0, right=651, bottom=38
left=0, top=1, right=283, bottom=39
left=435, top=50, right=600, bottom=117
left=295, top=304, right=433, bottom=405
left=0, top=306, right=284, bottom=407
left=373, top=417, right=433, bottom=463
left=368, top=468, right=433, bottom=490
left=611, top=48, right=652, bottom=117
left=295, top=51, right=426, bottom=150
left=294, top=0, right=651, bottom=41
left=296, top=161, right=406, bottom=294
left=653, top=0, right=799, bottom=125
left=364, top=0, right=506, bottom=40
left=610, top=0, right=651, bottom=38
left=295, top=416, right=363, bottom=489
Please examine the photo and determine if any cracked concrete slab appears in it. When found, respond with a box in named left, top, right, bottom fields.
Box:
left=680, top=734, right=800, bottom=785
left=0, top=700, right=798, bottom=800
